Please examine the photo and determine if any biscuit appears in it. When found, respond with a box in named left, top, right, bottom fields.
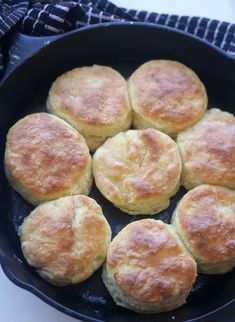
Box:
left=102, top=219, right=197, bottom=313
left=128, top=60, right=207, bottom=137
left=171, top=185, right=235, bottom=274
left=47, top=65, right=132, bottom=151
left=19, top=195, right=111, bottom=286
left=92, top=129, right=182, bottom=215
left=4, top=113, right=92, bottom=205
left=177, top=108, right=235, bottom=190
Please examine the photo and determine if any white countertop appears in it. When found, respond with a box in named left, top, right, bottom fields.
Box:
left=1, top=1, right=234, bottom=322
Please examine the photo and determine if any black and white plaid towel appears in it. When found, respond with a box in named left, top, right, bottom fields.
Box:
left=1, top=0, right=235, bottom=74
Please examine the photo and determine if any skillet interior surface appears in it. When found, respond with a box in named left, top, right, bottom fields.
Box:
left=0, top=23, right=235, bottom=322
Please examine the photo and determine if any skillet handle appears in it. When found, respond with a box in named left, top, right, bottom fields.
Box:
left=5, top=32, right=63, bottom=79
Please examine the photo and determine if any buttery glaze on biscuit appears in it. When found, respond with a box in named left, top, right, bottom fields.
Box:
left=128, top=60, right=207, bottom=137
left=47, top=65, right=132, bottom=151
left=4, top=113, right=92, bottom=205
left=92, top=129, right=182, bottom=215
left=177, top=108, right=235, bottom=190
left=102, top=219, right=197, bottom=313
left=19, top=195, right=111, bottom=285
left=172, top=185, right=235, bottom=274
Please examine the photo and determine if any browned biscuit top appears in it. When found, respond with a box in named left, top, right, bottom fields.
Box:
left=93, top=129, right=182, bottom=205
left=177, top=109, right=235, bottom=188
left=48, top=65, right=130, bottom=127
left=174, top=185, right=235, bottom=263
left=107, top=219, right=196, bottom=302
left=19, top=195, right=111, bottom=283
left=129, top=60, right=207, bottom=125
left=5, top=113, right=90, bottom=196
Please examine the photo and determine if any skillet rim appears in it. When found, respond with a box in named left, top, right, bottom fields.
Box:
left=1, top=21, right=235, bottom=85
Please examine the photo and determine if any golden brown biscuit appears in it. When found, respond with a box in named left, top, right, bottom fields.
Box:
left=4, top=113, right=92, bottom=205
left=177, top=108, right=235, bottom=190
left=19, top=195, right=111, bottom=286
left=93, top=129, right=181, bottom=215
left=171, top=185, right=235, bottom=274
left=102, top=219, right=197, bottom=313
left=93, top=129, right=182, bottom=215
left=47, top=65, right=132, bottom=151
left=128, top=60, right=207, bottom=137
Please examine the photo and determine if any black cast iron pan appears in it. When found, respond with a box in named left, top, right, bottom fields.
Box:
left=0, top=22, right=235, bottom=322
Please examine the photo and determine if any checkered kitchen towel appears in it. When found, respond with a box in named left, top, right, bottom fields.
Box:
left=1, top=0, right=235, bottom=73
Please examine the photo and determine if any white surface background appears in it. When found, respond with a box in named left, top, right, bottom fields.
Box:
left=1, top=1, right=234, bottom=322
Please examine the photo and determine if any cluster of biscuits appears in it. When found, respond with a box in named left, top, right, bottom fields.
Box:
left=4, top=60, right=235, bottom=314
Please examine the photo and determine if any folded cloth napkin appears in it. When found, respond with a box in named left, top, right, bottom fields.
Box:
left=1, top=0, right=235, bottom=74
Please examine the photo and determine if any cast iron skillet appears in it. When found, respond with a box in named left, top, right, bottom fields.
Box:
left=0, top=22, right=235, bottom=322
